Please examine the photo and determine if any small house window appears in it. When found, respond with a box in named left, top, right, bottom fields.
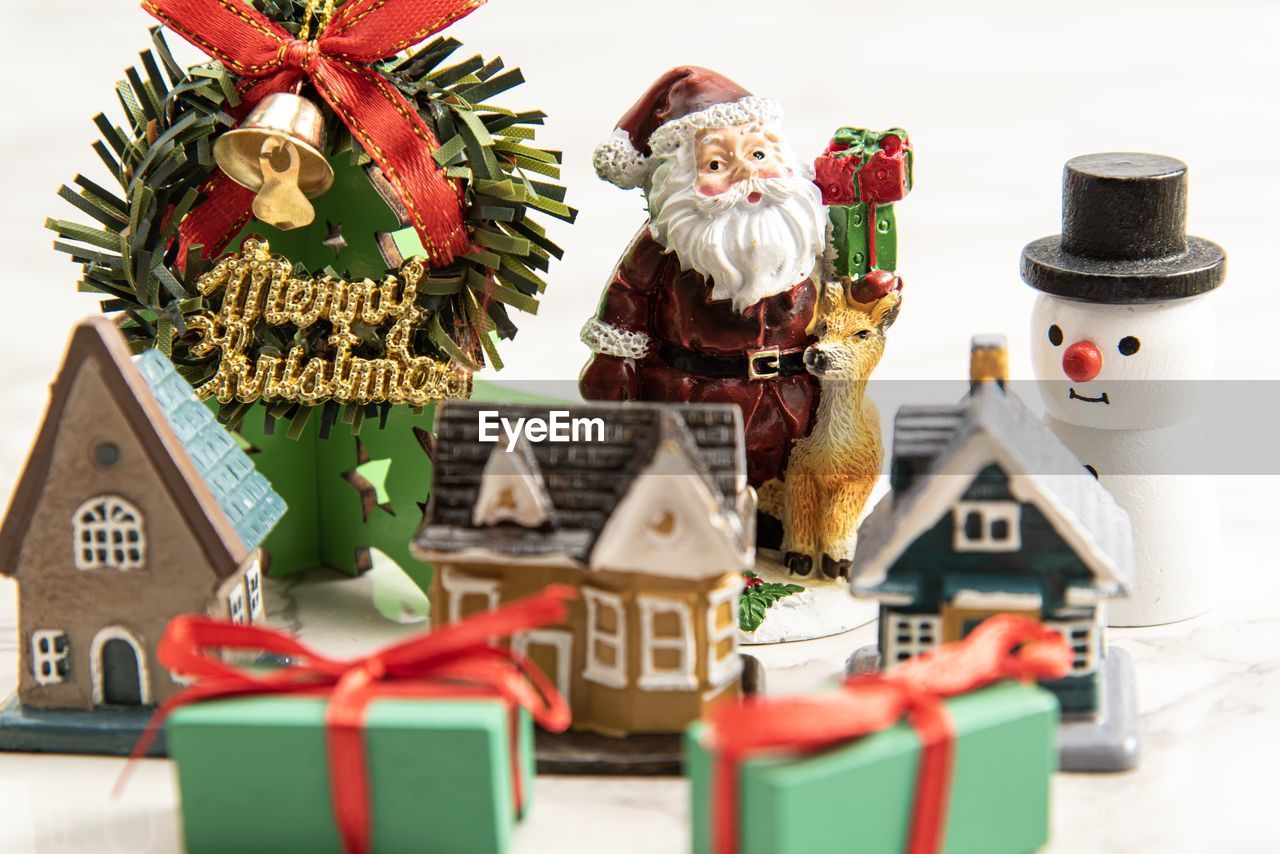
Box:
left=645, top=510, right=681, bottom=544
left=73, top=496, right=146, bottom=571
left=32, top=630, right=70, bottom=686
left=884, top=613, right=942, bottom=665
left=245, top=560, right=264, bottom=622
left=228, top=583, right=248, bottom=625
left=637, top=596, right=696, bottom=690
left=439, top=568, right=501, bottom=625
left=706, top=582, right=742, bottom=688
left=952, top=501, right=1021, bottom=552
left=1046, top=618, right=1101, bottom=675
left=582, top=588, right=628, bottom=689
left=94, top=443, right=120, bottom=468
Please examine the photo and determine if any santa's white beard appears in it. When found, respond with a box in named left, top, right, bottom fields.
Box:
left=647, top=143, right=826, bottom=312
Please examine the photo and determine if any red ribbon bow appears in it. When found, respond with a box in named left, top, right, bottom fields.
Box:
left=704, top=615, right=1072, bottom=854
left=122, top=584, right=578, bottom=854
left=143, top=0, right=485, bottom=270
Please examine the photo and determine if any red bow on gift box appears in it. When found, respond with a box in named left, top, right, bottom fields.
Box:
left=143, top=0, right=485, bottom=270
left=704, top=615, right=1072, bottom=854
left=121, top=584, right=577, bottom=854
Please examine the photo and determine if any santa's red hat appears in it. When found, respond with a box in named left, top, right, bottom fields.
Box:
left=593, top=66, right=782, bottom=190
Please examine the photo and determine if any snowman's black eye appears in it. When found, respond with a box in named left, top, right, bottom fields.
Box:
left=1048, top=325, right=1063, bottom=347
left=1118, top=336, right=1141, bottom=356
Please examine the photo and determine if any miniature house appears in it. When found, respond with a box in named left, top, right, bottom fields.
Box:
left=851, top=337, right=1134, bottom=713
left=413, top=402, right=752, bottom=736
left=0, top=317, right=285, bottom=711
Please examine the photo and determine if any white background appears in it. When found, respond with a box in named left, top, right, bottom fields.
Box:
left=0, top=1, right=1278, bottom=852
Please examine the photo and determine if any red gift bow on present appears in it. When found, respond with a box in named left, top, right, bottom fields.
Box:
left=704, top=615, right=1072, bottom=854
left=143, top=0, right=485, bottom=271
left=120, top=584, right=578, bottom=854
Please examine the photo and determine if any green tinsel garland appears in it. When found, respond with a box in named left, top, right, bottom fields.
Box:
left=47, top=13, right=574, bottom=436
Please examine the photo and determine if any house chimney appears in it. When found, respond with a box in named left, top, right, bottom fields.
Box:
left=970, top=335, right=1009, bottom=390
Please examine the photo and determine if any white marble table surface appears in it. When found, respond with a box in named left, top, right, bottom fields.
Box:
left=1, top=474, right=1278, bottom=854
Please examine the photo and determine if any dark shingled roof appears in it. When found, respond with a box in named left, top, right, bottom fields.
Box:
left=855, top=382, right=1135, bottom=593
left=414, top=401, right=746, bottom=563
left=889, top=404, right=967, bottom=492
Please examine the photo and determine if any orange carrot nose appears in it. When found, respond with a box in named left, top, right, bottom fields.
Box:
left=1063, top=340, right=1102, bottom=383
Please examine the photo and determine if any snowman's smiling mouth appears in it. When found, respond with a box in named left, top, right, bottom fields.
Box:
left=1069, top=388, right=1110, bottom=405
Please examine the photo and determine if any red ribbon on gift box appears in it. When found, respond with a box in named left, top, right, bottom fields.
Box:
left=143, top=0, right=484, bottom=271
left=704, top=615, right=1072, bottom=854
left=120, top=584, right=577, bottom=854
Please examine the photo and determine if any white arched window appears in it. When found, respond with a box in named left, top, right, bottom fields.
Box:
left=73, top=496, right=146, bottom=571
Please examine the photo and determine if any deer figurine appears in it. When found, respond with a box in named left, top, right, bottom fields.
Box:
left=774, top=272, right=901, bottom=579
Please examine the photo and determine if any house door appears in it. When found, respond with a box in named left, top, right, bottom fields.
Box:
left=101, top=638, right=143, bottom=705
left=512, top=630, right=573, bottom=704
left=941, top=604, right=1041, bottom=644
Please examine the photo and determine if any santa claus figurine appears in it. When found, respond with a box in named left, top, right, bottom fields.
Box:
left=579, top=67, right=828, bottom=487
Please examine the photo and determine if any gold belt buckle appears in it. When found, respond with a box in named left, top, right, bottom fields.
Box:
left=747, top=347, right=782, bottom=380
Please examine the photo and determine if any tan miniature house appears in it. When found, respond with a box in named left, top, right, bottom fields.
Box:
left=412, top=402, right=752, bottom=736
left=0, top=317, right=284, bottom=711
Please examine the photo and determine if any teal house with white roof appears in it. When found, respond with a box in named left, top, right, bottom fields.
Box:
left=852, top=337, right=1135, bottom=715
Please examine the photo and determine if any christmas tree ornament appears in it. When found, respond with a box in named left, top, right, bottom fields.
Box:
left=145, top=0, right=478, bottom=268
left=0, top=318, right=285, bottom=756
left=47, top=1, right=575, bottom=583
left=851, top=336, right=1142, bottom=772
left=1022, top=153, right=1226, bottom=627
left=213, top=91, right=335, bottom=231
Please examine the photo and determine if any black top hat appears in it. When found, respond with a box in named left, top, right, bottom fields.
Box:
left=1021, top=153, right=1226, bottom=303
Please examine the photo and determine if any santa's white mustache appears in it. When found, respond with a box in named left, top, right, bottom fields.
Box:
left=694, top=175, right=797, bottom=215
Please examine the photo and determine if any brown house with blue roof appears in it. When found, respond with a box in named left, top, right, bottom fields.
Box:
left=0, top=318, right=284, bottom=735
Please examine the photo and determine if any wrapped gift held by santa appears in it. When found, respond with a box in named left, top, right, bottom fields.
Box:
left=815, top=127, right=913, bottom=284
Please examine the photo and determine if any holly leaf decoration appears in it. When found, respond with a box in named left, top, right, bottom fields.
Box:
left=738, top=571, right=805, bottom=633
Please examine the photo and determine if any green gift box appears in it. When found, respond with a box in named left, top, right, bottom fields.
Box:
left=687, top=682, right=1058, bottom=854
left=830, top=203, right=901, bottom=280
left=169, top=696, right=534, bottom=854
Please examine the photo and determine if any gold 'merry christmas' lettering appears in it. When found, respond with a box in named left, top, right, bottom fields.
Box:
left=189, top=239, right=471, bottom=406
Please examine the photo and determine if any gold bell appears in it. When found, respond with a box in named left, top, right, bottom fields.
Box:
left=213, top=92, right=335, bottom=232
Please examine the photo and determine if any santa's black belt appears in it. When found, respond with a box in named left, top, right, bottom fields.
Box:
left=657, top=343, right=809, bottom=381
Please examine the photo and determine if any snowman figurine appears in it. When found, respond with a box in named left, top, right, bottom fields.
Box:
left=1022, top=153, right=1226, bottom=627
